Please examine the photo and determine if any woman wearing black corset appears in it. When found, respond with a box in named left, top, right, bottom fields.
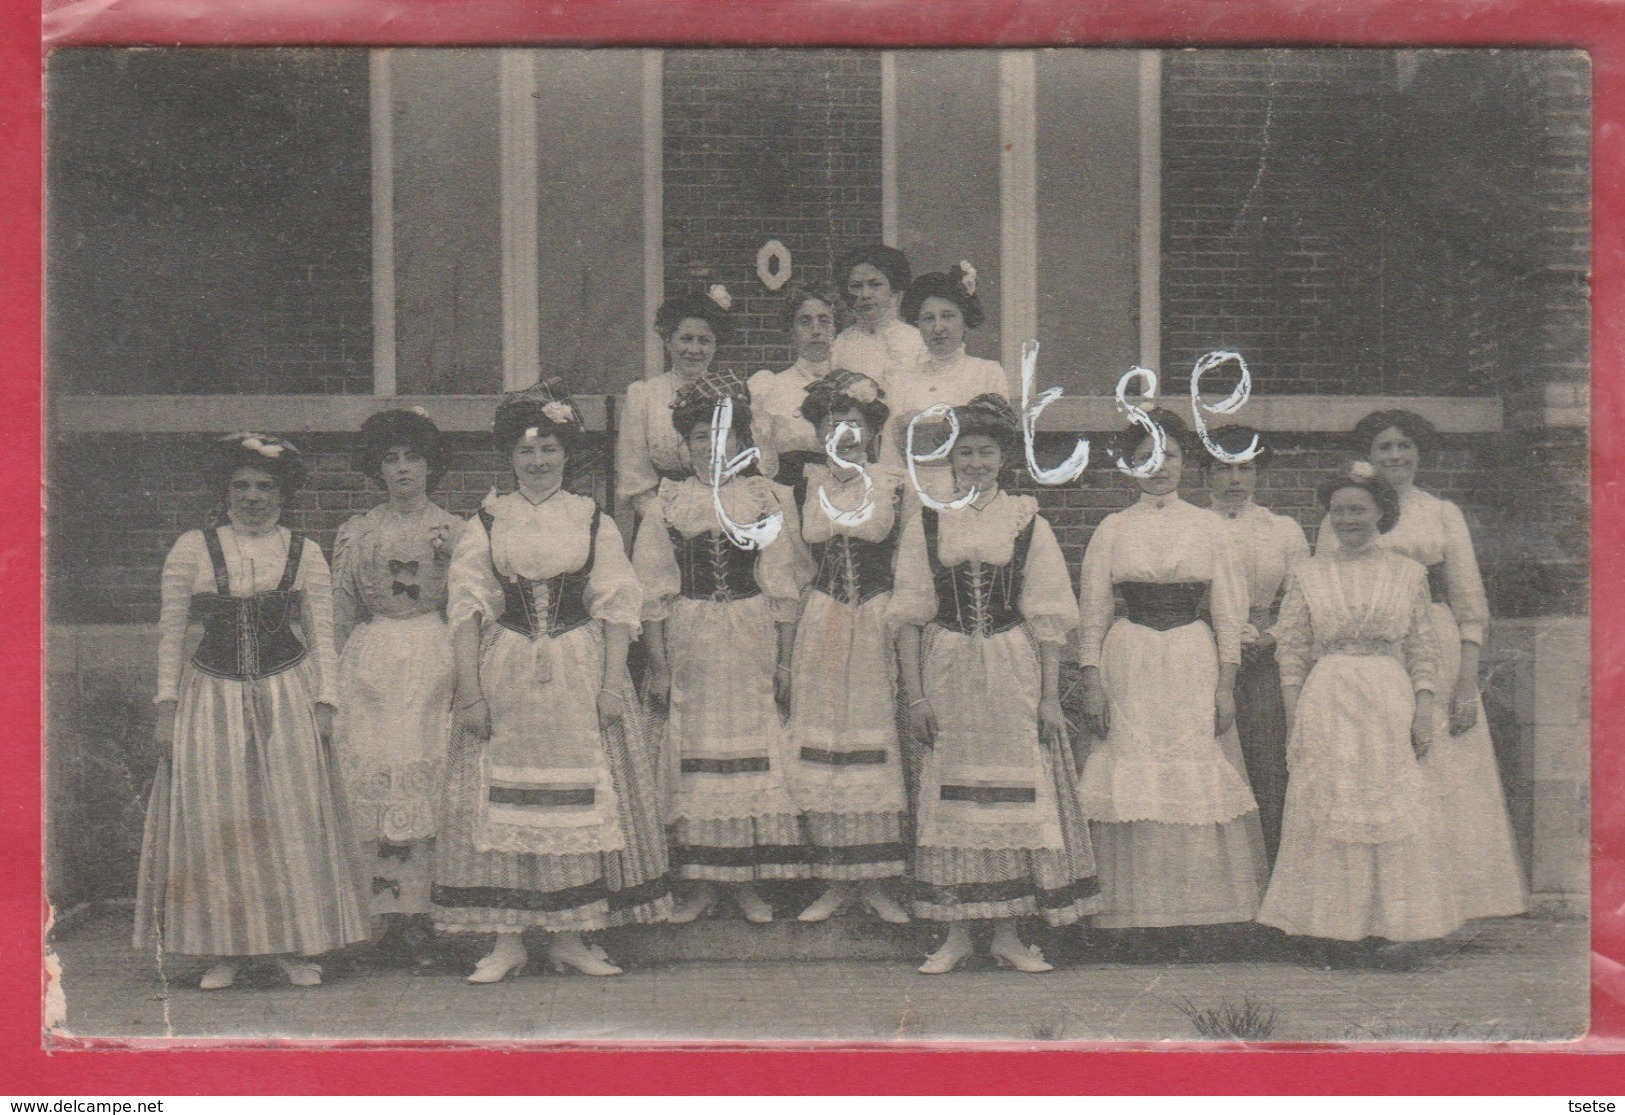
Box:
left=433, top=385, right=671, bottom=984
left=1075, top=410, right=1265, bottom=940
left=633, top=378, right=810, bottom=925
left=135, top=434, right=366, bottom=991
left=785, top=369, right=913, bottom=925
left=888, top=394, right=1099, bottom=974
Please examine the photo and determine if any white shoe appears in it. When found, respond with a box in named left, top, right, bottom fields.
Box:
left=990, top=938, right=1054, bottom=973
left=862, top=888, right=911, bottom=925
left=669, top=889, right=716, bottom=924
left=798, top=888, right=849, bottom=923
left=275, top=958, right=323, bottom=987
left=735, top=887, right=774, bottom=924
left=466, top=937, right=527, bottom=984
left=199, top=962, right=240, bottom=991
left=547, top=935, right=623, bottom=977
left=918, top=935, right=974, bottom=975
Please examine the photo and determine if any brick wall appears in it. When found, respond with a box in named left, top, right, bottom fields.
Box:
left=50, top=428, right=1503, bottom=625
left=1159, top=49, right=1550, bottom=399
left=662, top=50, right=883, bottom=374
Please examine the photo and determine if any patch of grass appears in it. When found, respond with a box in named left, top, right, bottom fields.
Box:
left=1176, top=995, right=1279, bottom=1041
left=1341, top=1021, right=1554, bottom=1044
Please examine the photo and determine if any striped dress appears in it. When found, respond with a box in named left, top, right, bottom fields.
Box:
left=786, top=465, right=911, bottom=880
left=135, top=524, right=367, bottom=958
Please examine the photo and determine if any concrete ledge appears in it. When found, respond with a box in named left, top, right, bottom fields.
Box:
left=52, top=393, right=1503, bottom=435
left=52, top=395, right=613, bottom=434
left=601, top=915, right=927, bottom=964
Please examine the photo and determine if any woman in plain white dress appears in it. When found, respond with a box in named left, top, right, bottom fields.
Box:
left=830, top=243, right=927, bottom=391
left=616, top=286, right=776, bottom=519
left=1316, top=409, right=1526, bottom=920
left=1076, top=410, right=1265, bottom=946
left=881, top=263, right=1009, bottom=503
left=1260, top=464, right=1462, bottom=965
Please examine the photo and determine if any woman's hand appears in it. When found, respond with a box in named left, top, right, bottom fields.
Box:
left=1412, top=702, right=1435, bottom=760
left=1082, top=674, right=1111, bottom=739
left=1214, top=686, right=1236, bottom=737
left=153, top=700, right=178, bottom=756
left=1038, top=694, right=1067, bottom=751
left=644, top=668, right=671, bottom=714
left=597, top=686, right=627, bottom=732
left=908, top=696, right=937, bottom=749
left=1449, top=678, right=1480, bottom=736
left=773, top=663, right=793, bottom=721
left=1410, top=691, right=1436, bottom=759
left=315, top=702, right=336, bottom=745
left=455, top=696, right=491, bottom=739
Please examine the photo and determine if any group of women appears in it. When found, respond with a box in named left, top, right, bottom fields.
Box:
left=134, top=242, right=1527, bottom=992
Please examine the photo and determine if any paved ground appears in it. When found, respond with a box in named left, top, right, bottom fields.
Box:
left=47, top=908, right=1588, bottom=1045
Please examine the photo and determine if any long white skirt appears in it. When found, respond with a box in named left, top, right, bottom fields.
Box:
left=786, top=589, right=908, bottom=879
left=335, top=612, right=455, bottom=918
left=134, top=661, right=369, bottom=957
left=1259, top=654, right=1463, bottom=942
left=1424, top=601, right=1527, bottom=919
left=1078, top=619, right=1264, bottom=928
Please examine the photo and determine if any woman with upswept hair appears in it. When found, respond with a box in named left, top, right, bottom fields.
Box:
left=136, top=433, right=366, bottom=991
left=1316, top=409, right=1526, bottom=921
left=434, top=383, right=671, bottom=984
left=888, top=394, right=1098, bottom=974
left=634, top=374, right=809, bottom=925
left=1075, top=410, right=1264, bottom=949
left=330, top=407, right=464, bottom=967
left=786, top=369, right=914, bottom=926
left=1261, top=463, right=1461, bottom=964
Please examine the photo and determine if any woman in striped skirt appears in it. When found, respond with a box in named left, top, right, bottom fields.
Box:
left=787, top=369, right=913, bottom=924
left=635, top=377, right=810, bottom=924
left=136, top=433, right=368, bottom=991
left=888, top=394, right=1100, bottom=973
left=432, top=384, right=672, bottom=983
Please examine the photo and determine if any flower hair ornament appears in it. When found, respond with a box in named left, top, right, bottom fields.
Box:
left=707, top=283, right=733, bottom=312
left=955, top=260, right=977, bottom=297
left=496, top=376, right=584, bottom=434
left=222, top=431, right=295, bottom=460
left=1349, top=459, right=1377, bottom=480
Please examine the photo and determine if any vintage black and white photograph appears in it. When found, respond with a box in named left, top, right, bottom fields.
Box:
left=43, top=46, right=1590, bottom=1043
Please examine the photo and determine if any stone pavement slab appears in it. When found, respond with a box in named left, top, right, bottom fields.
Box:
left=46, top=909, right=1587, bottom=1045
